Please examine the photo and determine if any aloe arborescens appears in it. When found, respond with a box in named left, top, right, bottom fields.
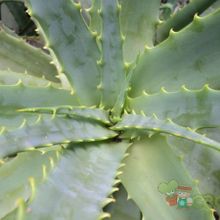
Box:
left=0, top=0, right=220, bottom=219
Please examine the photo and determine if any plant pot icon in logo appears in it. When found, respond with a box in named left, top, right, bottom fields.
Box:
left=166, top=194, right=178, bottom=206
left=158, top=180, right=178, bottom=206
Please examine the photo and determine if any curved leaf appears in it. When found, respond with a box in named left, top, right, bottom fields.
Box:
left=119, top=0, right=160, bottom=62
left=18, top=106, right=110, bottom=125
left=0, top=29, right=59, bottom=82
left=128, top=86, right=220, bottom=128
left=130, top=10, right=220, bottom=97
left=106, top=184, right=141, bottom=220
left=100, top=0, right=125, bottom=111
left=0, top=113, right=38, bottom=129
left=22, top=142, right=128, bottom=220
left=0, top=70, right=60, bottom=87
left=89, top=0, right=101, bottom=34
left=156, top=0, right=218, bottom=42
left=112, top=114, right=220, bottom=151
left=0, top=150, right=59, bottom=218
left=168, top=127, right=220, bottom=213
left=120, top=135, right=214, bottom=220
left=202, top=0, right=220, bottom=16
left=25, top=0, right=101, bottom=106
left=0, top=114, right=117, bottom=158
left=0, top=83, right=78, bottom=111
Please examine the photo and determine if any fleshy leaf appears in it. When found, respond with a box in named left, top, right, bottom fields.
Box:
left=112, top=114, right=220, bottom=151
left=0, top=28, right=59, bottom=83
left=0, top=113, right=39, bottom=129
left=156, top=0, right=218, bottom=43
left=25, top=0, right=101, bottom=106
left=74, top=0, right=91, bottom=26
left=202, top=0, right=220, bottom=16
left=128, top=86, right=220, bottom=128
left=130, top=10, right=220, bottom=97
left=0, top=70, right=60, bottom=87
left=0, top=150, right=59, bottom=218
left=22, top=142, right=128, bottom=220
left=120, top=0, right=160, bottom=62
left=89, top=0, right=101, bottom=34
left=100, top=0, right=126, bottom=110
left=18, top=105, right=110, bottom=125
left=106, top=184, right=141, bottom=220
left=0, top=114, right=117, bottom=158
left=120, top=135, right=214, bottom=220
left=0, top=83, right=78, bottom=111
left=168, top=127, right=220, bottom=214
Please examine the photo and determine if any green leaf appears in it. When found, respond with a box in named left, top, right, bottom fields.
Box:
left=0, top=113, right=39, bottom=129
left=0, top=70, right=60, bottom=87
left=106, top=184, right=141, bottom=220
left=75, top=0, right=91, bottom=8
left=21, top=142, right=129, bottom=220
left=0, top=83, right=78, bottom=111
left=2, top=210, right=17, bottom=220
left=0, top=114, right=117, bottom=158
left=119, top=128, right=148, bottom=140
left=168, top=127, right=220, bottom=213
left=111, top=62, right=135, bottom=122
left=119, top=0, right=160, bottom=62
left=25, top=0, right=101, bottom=106
left=18, top=105, right=111, bottom=125
left=0, top=150, right=59, bottom=218
left=100, top=0, right=126, bottom=110
left=112, top=114, right=220, bottom=151
left=156, top=0, right=218, bottom=43
left=130, top=10, right=220, bottom=97
left=128, top=86, right=220, bottom=128
left=202, top=0, right=220, bottom=16
left=120, top=135, right=214, bottom=220
left=89, top=0, right=101, bottom=34
left=0, top=29, right=59, bottom=83
left=74, top=0, right=91, bottom=27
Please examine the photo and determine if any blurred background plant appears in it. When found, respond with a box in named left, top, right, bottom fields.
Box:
left=0, top=0, right=44, bottom=47
left=0, top=0, right=34, bottom=35
left=160, top=0, right=191, bottom=20
left=160, top=0, right=220, bottom=20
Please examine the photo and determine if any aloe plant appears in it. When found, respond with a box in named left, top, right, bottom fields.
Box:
left=0, top=0, right=220, bottom=219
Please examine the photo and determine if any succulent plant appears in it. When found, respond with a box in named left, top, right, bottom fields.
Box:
left=0, top=0, right=220, bottom=219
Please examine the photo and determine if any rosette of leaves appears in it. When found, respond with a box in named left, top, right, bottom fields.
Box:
left=0, top=0, right=220, bottom=219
